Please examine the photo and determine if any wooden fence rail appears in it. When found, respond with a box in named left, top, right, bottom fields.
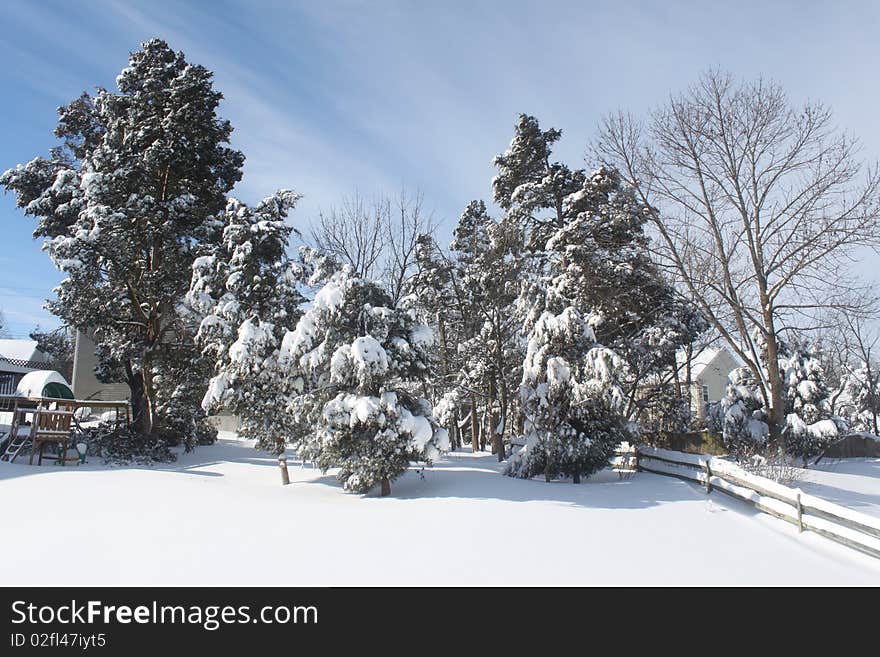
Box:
left=636, top=446, right=880, bottom=561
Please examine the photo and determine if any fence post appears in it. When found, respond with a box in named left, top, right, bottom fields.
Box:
left=704, top=460, right=712, bottom=494
left=279, top=456, right=290, bottom=486
left=796, top=491, right=803, bottom=533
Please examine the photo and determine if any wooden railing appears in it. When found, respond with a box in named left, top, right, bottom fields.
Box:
left=0, top=395, right=131, bottom=437
left=636, top=446, right=880, bottom=560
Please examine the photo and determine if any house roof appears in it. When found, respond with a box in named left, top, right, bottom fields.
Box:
left=0, top=339, right=52, bottom=375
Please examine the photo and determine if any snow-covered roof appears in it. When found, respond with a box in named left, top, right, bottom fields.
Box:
left=0, top=339, right=48, bottom=363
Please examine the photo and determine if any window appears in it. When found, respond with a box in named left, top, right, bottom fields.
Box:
left=701, top=385, right=709, bottom=406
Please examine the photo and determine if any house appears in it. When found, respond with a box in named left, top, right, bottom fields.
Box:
left=679, top=347, right=743, bottom=419
left=71, top=329, right=238, bottom=431
left=0, top=339, right=52, bottom=395
left=71, top=330, right=130, bottom=401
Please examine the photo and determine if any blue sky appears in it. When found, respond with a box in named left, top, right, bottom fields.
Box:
left=2, top=0, right=879, bottom=335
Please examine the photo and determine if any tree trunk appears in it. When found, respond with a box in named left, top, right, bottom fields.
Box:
left=685, top=344, right=693, bottom=417
left=380, top=478, right=391, bottom=497
left=544, top=434, right=553, bottom=482
left=488, top=379, right=500, bottom=456
left=497, top=389, right=507, bottom=463
left=437, top=310, right=449, bottom=379
left=497, top=402, right=507, bottom=463
left=763, top=330, right=786, bottom=452
left=470, top=395, right=479, bottom=453
left=142, top=351, right=156, bottom=435
left=125, top=360, right=152, bottom=435
left=573, top=471, right=581, bottom=484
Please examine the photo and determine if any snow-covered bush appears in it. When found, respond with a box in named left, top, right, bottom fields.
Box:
left=780, top=346, right=844, bottom=463
left=708, top=366, right=769, bottom=461
left=80, top=422, right=176, bottom=465
left=280, top=269, right=449, bottom=495
left=710, top=343, right=844, bottom=465
left=505, top=307, right=629, bottom=483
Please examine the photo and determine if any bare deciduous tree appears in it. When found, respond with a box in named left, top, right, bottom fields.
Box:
left=310, top=193, right=385, bottom=281
left=383, top=189, right=437, bottom=304
left=310, top=188, right=437, bottom=303
left=596, top=71, right=880, bottom=445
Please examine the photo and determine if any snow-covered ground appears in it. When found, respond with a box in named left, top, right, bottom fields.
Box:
left=796, top=458, right=880, bottom=519
left=1, top=434, right=878, bottom=586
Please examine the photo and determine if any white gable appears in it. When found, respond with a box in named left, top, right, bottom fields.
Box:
left=677, top=346, right=744, bottom=381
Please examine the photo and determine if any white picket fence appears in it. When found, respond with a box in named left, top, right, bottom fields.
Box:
left=636, top=446, right=880, bottom=560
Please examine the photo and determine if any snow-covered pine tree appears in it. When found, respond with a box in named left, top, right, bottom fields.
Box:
left=448, top=201, right=523, bottom=459
left=406, top=201, right=524, bottom=458
left=492, top=115, right=704, bottom=430
left=408, top=234, right=458, bottom=414
left=188, top=191, right=305, bottom=453
left=781, top=345, right=844, bottom=464
left=506, top=307, right=629, bottom=482
left=152, top=332, right=217, bottom=448
left=1, top=39, right=244, bottom=438
left=408, top=233, right=480, bottom=451
left=842, top=361, right=880, bottom=435
left=490, top=121, right=634, bottom=480
left=279, top=268, right=448, bottom=495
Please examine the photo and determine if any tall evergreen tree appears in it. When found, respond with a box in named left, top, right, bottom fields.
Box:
left=1, top=39, right=244, bottom=437
left=493, top=114, right=704, bottom=429
left=189, top=191, right=305, bottom=453
left=449, top=201, right=523, bottom=458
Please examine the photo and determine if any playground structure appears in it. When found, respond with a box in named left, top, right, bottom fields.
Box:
left=0, top=393, right=130, bottom=465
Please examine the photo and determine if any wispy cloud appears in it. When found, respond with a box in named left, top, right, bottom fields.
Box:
left=2, top=0, right=879, bottom=290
